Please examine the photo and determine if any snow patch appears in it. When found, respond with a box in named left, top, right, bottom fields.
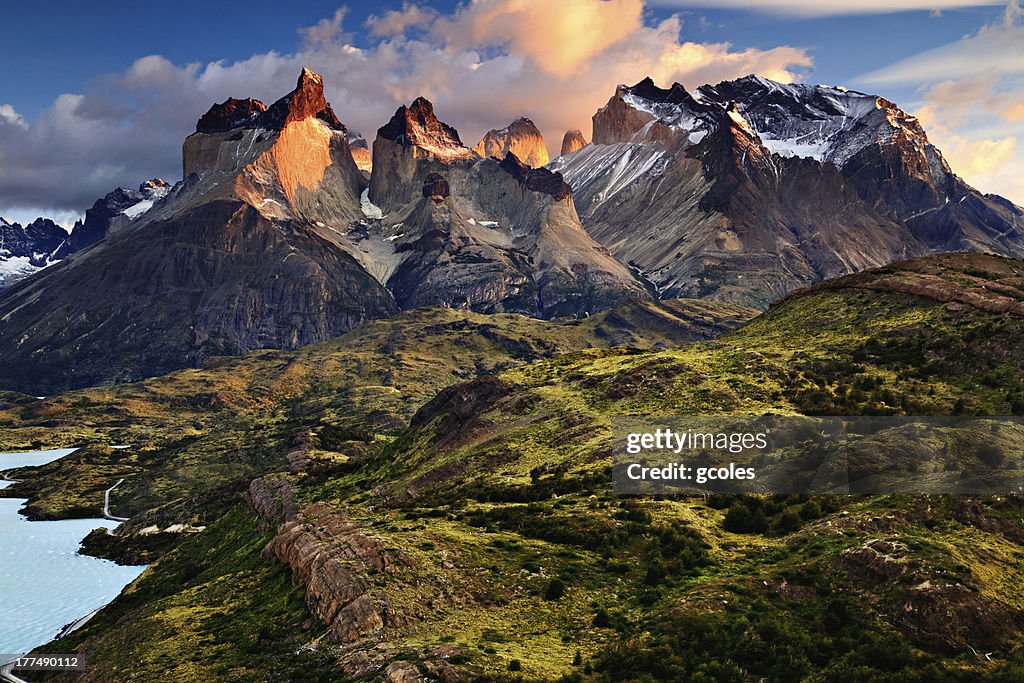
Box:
left=360, top=189, right=384, bottom=219
left=122, top=200, right=154, bottom=219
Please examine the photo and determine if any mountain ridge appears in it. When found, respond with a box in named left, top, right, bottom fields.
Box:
left=550, top=74, right=1024, bottom=308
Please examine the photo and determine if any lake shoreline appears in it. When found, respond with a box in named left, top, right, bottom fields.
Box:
left=0, top=448, right=147, bottom=658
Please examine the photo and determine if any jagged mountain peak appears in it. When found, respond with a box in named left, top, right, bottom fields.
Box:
left=594, top=76, right=718, bottom=145
left=624, top=76, right=693, bottom=106
left=378, top=96, right=475, bottom=161
left=196, top=97, right=268, bottom=134
left=192, top=68, right=344, bottom=136
left=694, top=74, right=922, bottom=168
left=473, top=117, right=550, bottom=167
left=262, top=67, right=345, bottom=131
left=174, top=68, right=365, bottom=227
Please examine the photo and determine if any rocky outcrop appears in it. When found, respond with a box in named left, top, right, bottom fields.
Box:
left=262, top=503, right=416, bottom=644
left=796, top=252, right=1024, bottom=318
left=248, top=474, right=298, bottom=529
left=421, top=172, right=450, bottom=200
left=177, top=68, right=366, bottom=227
left=411, top=374, right=514, bottom=435
left=838, top=538, right=1023, bottom=653
left=260, top=67, right=344, bottom=130
left=560, top=129, right=587, bottom=156
left=194, top=69, right=342, bottom=135
left=368, top=97, right=478, bottom=214
left=473, top=117, right=550, bottom=167
left=498, top=153, right=571, bottom=200
left=195, top=97, right=267, bottom=134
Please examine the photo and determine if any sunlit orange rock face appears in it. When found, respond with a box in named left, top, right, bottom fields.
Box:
left=473, top=117, right=550, bottom=167
left=560, top=129, right=587, bottom=156
left=181, top=67, right=365, bottom=226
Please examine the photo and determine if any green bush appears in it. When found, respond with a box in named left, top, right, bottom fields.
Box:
left=544, top=578, right=566, bottom=600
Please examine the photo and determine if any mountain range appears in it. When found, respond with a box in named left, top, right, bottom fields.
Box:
left=0, top=69, right=1021, bottom=392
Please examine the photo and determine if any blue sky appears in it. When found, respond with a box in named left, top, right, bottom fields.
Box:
left=1, top=0, right=1021, bottom=224
left=0, top=2, right=1005, bottom=117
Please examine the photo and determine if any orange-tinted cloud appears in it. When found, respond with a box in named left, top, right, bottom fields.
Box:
left=432, top=0, right=647, bottom=77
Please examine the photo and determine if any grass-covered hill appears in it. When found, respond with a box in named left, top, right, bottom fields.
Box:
left=20, top=253, right=1024, bottom=681
left=0, top=298, right=751, bottom=525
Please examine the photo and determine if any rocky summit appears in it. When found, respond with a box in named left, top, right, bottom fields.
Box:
left=367, top=97, right=646, bottom=318
left=473, top=117, right=550, bottom=167
left=559, top=128, right=587, bottom=156
left=551, top=75, right=1024, bottom=308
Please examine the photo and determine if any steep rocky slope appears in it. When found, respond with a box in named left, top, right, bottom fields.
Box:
left=0, top=70, right=397, bottom=392
left=365, top=98, right=648, bottom=318
left=551, top=76, right=1024, bottom=308
left=348, top=130, right=373, bottom=172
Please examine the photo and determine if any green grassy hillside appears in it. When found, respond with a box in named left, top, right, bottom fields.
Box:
left=22, top=254, right=1024, bottom=681
left=2, top=298, right=750, bottom=527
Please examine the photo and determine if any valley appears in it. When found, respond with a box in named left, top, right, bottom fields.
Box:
left=1, top=253, right=1022, bottom=681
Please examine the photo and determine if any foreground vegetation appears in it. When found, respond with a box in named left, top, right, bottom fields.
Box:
left=8, top=254, right=1024, bottom=681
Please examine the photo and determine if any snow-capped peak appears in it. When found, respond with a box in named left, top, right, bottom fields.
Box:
left=696, top=75, right=925, bottom=168
left=598, top=74, right=929, bottom=169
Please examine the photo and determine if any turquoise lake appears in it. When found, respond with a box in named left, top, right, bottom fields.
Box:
left=0, top=448, right=146, bottom=657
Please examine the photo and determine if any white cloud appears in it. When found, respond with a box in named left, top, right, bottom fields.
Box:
left=367, top=3, right=439, bottom=37
left=0, top=104, right=27, bottom=128
left=861, top=0, right=1023, bottom=84
left=0, top=1, right=813, bottom=214
left=649, top=0, right=1004, bottom=16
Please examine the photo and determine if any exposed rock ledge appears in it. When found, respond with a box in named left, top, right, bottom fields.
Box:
left=851, top=273, right=1024, bottom=318
left=261, top=502, right=416, bottom=644
left=248, top=474, right=298, bottom=530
